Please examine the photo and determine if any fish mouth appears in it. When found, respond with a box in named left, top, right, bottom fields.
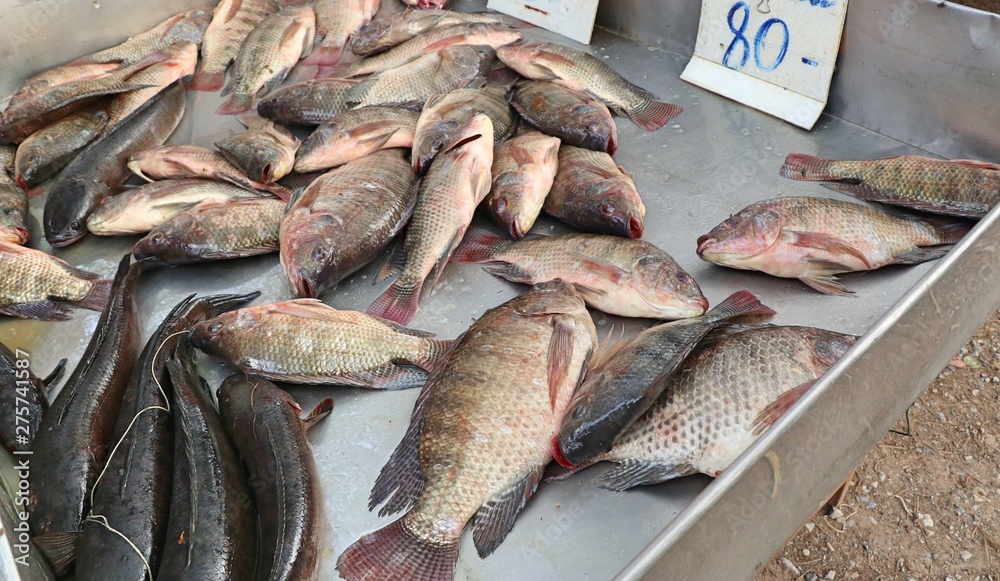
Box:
left=3, top=226, right=31, bottom=245
left=551, top=436, right=575, bottom=468
left=14, top=174, right=29, bottom=189
left=628, top=216, right=643, bottom=239
left=290, top=270, right=317, bottom=298
left=696, top=235, right=715, bottom=257
left=47, top=230, right=86, bottom=248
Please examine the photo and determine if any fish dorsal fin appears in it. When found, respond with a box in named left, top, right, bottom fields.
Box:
left=587, top=325, right=630, bottom=372
left=301, top=397, right=334, bottom=430
left=471, top=466, right=544, bottom=557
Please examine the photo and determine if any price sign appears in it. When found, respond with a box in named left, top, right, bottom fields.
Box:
left=487, top=0, right=600, bottom=45
left=680, top=0, right=849, bottom=129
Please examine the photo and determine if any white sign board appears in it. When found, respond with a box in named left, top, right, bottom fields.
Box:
left=680, top=0, right=849, bottom=130
left=487, top=0, right=600, bottom=45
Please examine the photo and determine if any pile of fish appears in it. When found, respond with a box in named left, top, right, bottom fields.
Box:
left=0, top=0, right=995, bottom=579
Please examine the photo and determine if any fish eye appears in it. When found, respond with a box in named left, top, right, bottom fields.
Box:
left=152, top=232, right=165, bottom=245
left=534, top=282, right=549, bottom=290
left=494, top=197, right=507, bottom=212
left=600, top=202, right=616, bottom=215
left=1, top=208, right=11, bottom=216
left=572, top=405, right=586, bottom=420
left=801, top=169, right=807, bottom=177
left=677, top=273, right=692, bottom=284
left=312, top=246, right=328, bottom=261
left=70, top=220, right=80, bottom=230
left=723, top=216, right=737, bottom=227
left=206, top=322, right=223, bottom=335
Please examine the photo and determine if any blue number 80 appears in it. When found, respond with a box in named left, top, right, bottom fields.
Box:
left=722, top=2, right=790, bottom=73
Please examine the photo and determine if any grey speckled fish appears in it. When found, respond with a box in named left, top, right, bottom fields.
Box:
left=257, top=78, right=357, bottom=126
left=14, top=109, right=108, bottom=189
left=216, top=116, right=299, bottom=183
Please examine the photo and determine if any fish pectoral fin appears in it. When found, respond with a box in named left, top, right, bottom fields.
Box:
left=344, top=363, right=429, bottom=391
left=547, top=315, right=576, bottom=409
left=42, top=358, right=69, bottom=389
left=0, top=301, right=72, bottom=321
left=566, top=251, right=628, bottom=283
left=33, top=530, right=80, bottom=577
left=892, top=245, right=953, bottom=265
left=751, top=379, right=818, bottom=436
left=481, top=262, right=533, bottom=284
left=151, top=200, right=201, bottom=215
left=301, top=397, right=335, bottom=430
left=429, top=228, right=465, bottom=288
left=358, top=128, right=400, bottom=152
left=594, top=460, right=696, bottom=491
left=788, top=230, right=871, bottom=269
left=472, top=466, right=544, bottom=558
left=374, top=243, right=407, bottom=284
left=800, top=260, right=855, bottom=297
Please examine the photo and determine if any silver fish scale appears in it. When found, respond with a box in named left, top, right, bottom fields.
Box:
left=0, top=246, right=95, bottom=305
left=605, top=326, right=853, bottom=475
left=228, top=9, right=311, bottom=99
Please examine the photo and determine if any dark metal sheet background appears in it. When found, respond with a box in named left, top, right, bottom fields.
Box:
left=0, top=1, right=997, bottom=579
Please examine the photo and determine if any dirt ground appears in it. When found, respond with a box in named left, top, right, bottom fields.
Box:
left=756, top=312, right=1000, bottom=580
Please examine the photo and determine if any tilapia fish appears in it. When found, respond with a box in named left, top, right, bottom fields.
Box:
left=128, top=144, right=292, bottom=197
left=412, top=85, right=514, bottom=174
left=218, top=375, right=332, bottom=581
left=294, top=107, right=420, bottom=172
left=344, top=44, right=493, bottom=109
left=102, top=41, right=199, bottom=131
left=8, top=62, right=119, bottom=110
left=554, top=290, right=775, bottom=468
left=282, top=149, right=417, bottom=297
left=340, top=22, right=522, bottom=78
left=512, top=80, right=617, bottom=154
left=369, top=115, right=494, bottom=324
left=557, top=326, right=856, bottom=490
left=483, top=131, right=560, bottom=237
left=87, top=178, right=264, bottom=235
left=351, top=9, right=530, bottom=57
left=310, top=0, right=381, bottom=65
left=216, top=116, right=300, bottom=183
left=498, top=40, right=682, bottom=131
left=133, top=197, right=285, bottom=263
left=43, top=81, right=186, bottom=247
left=338, top=280, right=596, bottom=581
left=0, top=146, right=14, bottom=180
left=696, top=196, right=973, bottom=296
left=192, top=0, right=277, bottom=91
left=0, top=182, right=29, bottom=245
left=257, top=78, right=357, bottom=126
left=780, top=153, right=1000, bottom=218
left=0, top=241, right=111, bottom=320
left=0, top=342, right=64, bottom=453
left=29, top=257, right=143, bottom=576
left=218, top=6, right=316, bottom=114
left=14, top=109, right=108, bottom=189
left=190, top=299, right=452, bottom=389
left=545, top=145, right=645, bottom=238
left=453, top=228, right=708, bottom=319
left=70, top=8, right=212, bottom=65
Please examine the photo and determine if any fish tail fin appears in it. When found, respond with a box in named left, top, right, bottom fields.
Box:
left=705, top=290, right=776, bottom=323
left=189, top=67, right=227, bottom=92
left=416, top=338, right=454, bottom=372
left=779, top=153, right=837, bottom=181
left=627, top=100, right=682, bottom=131
left=302, top=44, right=345, bottom=67
left=922, top=215, right=974, bottom=244
left=215, top=93, right=254, bottom=116
left=368, top=280, right=422, bottom=325
left=337, top=519, right=458, bottom=581
left=73, top=278, right=115, bottom=311
left=33, top=531, right=79, bottom=577
left=450, top=227, right=509, bottom=263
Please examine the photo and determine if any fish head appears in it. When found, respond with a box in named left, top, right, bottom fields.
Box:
left=284, top=240, right=337, bottom=299
left=43, top=177, right=96, bottom=247
left=413, top=120, right=460, bottom=174
left=696, top=207, right=782, bottom=265
left=218, top=137, right=283, bottom=183
left=85, top=189, right=139, bottom=234
left=573, top=103, right=617, bottom=154
left=554, top=369, right=633, bottom=467
left=810, top=331, right=857, bottom=368
left=587, top=180, right=644, bottom=239
left=0, top=187, right=29, bottom=244
left=488, top=174, right=529, bottom=238
left=13, top=145, right=44, bottom=188
left=131, top=213, right=197, bottom=262
left=497, top=40, right=557, bottom=80
left=189, top=308, right=261, bottom=357
left=633, top=257, right=709, bottom=319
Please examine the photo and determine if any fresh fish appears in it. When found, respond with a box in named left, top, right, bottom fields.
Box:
left=0, top=182, right=29, bottom=245
left=0, top=241, right=112, bottom=321
left=102, top=41, right=198, bottom=131
left=0, top=146, right=14, bottom=181
left=344, top=44, right=493, bottom=109
left=29, top=257, right=144, bottom=576
left=780, top=153, right=1000, bottom=218
left=554, top=290, right=776, bottom=468
left=8, top=63, right=120, bottom=109
left=157, top=338, right=257, bottom=581
left=218, top=376, right=332, bottom=581
left=452, top=228, right=708, bottom=319
left=511, top=80, right=617, bottom=154
left=282, top=149, right=418, bottom=297
left=69, top=8, right=212, bottom=65
left=87, top=178, right=264, bottom=236
left=696, top=196, right=973, bottom=296
left=402, top=0, right=449, bottom=8
left=216, top=116, right=300, bottom=183
left=497, top=40, right=682, bottom=131
left=133, top=197, right=285, bottom=263
left=294, top=107, right=420, bottom=172
left=218, top=6, right=316, bottom=115
left=0, top=342, right=64, bottom=453
left=190, top=299, right=451, bottom=388
left=192, top=0, right=277, bottom=91
left=555, top=326, right=856, bottom=490
left=369, top=115, right=494, bottom=324
left=13, top=109, right=108, bottom=189
left=256, top=78, right=357, bottom=126
left=76, top=292, right=258, bottom=580
left=0, top=447, right=55, bottom=581
left=43, top=81, right=186, bottom=247
left=545, top=145, right=645, bottom=238
left=338, top=280, right=596, bottom=581
left=339, top=22, right=522, bottom=78
left=310, top=0, right=381, bottom=65
left=483, top=132, right=560, bottom=237
left=351, top=9, right=531, bottom=57
left=128, top=144, right=293, bottom=198
left=411, top=85, right=514, bottom=174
